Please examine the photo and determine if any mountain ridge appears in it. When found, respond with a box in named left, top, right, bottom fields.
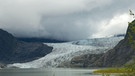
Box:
left=70, top=20, right=135, bottom=67
left=17, top=37, right=66, bottom=43
left=94, top=20, right=135, bottom=67
left=0, top=29, right=53, bottom=64
left=72, top=20, right=135, bottom=67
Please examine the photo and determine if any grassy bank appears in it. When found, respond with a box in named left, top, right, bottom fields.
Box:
left=94, top=68, right=133, bottom=73
left=93, top=68, right=135, bottom=76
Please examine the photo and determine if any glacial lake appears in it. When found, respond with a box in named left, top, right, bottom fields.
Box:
left=0, top=68, right=102, bottom=76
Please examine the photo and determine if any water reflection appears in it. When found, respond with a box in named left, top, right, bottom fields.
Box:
left=0, top=68, right=101, bottom=76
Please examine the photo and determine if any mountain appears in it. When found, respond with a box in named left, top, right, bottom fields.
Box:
left=0, top=29, right=53, bottom=64
left=71, top=20, right=135, bottom=67
left=93, top=20, right=135, bottom=67
left=8, top=36, right=123, bottom=68
left=17, top=38, right=66, bottom=43
left=114, top=34, right=125, bottom=37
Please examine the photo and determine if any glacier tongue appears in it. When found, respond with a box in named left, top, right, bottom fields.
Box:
left=8, top=37, right=124, bottom=68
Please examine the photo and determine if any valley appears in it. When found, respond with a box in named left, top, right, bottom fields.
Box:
left=8, top=36, right=124, bottom=68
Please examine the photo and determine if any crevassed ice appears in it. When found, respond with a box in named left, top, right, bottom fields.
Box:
left=8, top=37, right=124, bottom=68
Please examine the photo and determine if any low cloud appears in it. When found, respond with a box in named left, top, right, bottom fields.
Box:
left=92, top=13, right=133, bottom=38
left=0, top=0, right=135, bottom=41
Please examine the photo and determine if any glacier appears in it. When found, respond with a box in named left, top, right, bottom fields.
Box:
left=8, top=36, right=124, bottom=68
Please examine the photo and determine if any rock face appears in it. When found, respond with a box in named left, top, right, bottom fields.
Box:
left=0, top=29, right=53, bottom=64
left=95, top=20, right=135, bottom=67
left=71, top=20, right=135, bottom=67
left=71, top=54, right=103, bottom=68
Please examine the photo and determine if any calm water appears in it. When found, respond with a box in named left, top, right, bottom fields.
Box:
left=0, top=68, right=102, bottom=76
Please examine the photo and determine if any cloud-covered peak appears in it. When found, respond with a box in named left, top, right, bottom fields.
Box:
left=0, top=0, right=135, bottom=41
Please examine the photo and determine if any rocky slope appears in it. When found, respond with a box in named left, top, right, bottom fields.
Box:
left=95, top=20, right=135, bottom=67
left=0, top=29, right=53, bottom=64
left=71, top=20, right=135, bottom=67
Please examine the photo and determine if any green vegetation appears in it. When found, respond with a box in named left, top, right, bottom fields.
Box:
left=93, top=60, right=135, bottom=76
left=93, top=20, right=135, bottom=76
left=93, top=68, right=132, bottom=74
left=127, top=20, right=135, bottom=49
left=93, top=68, right=134, bottom=76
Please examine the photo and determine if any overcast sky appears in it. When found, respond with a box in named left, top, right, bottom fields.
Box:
left=0, top=0, right=135, bottom=41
